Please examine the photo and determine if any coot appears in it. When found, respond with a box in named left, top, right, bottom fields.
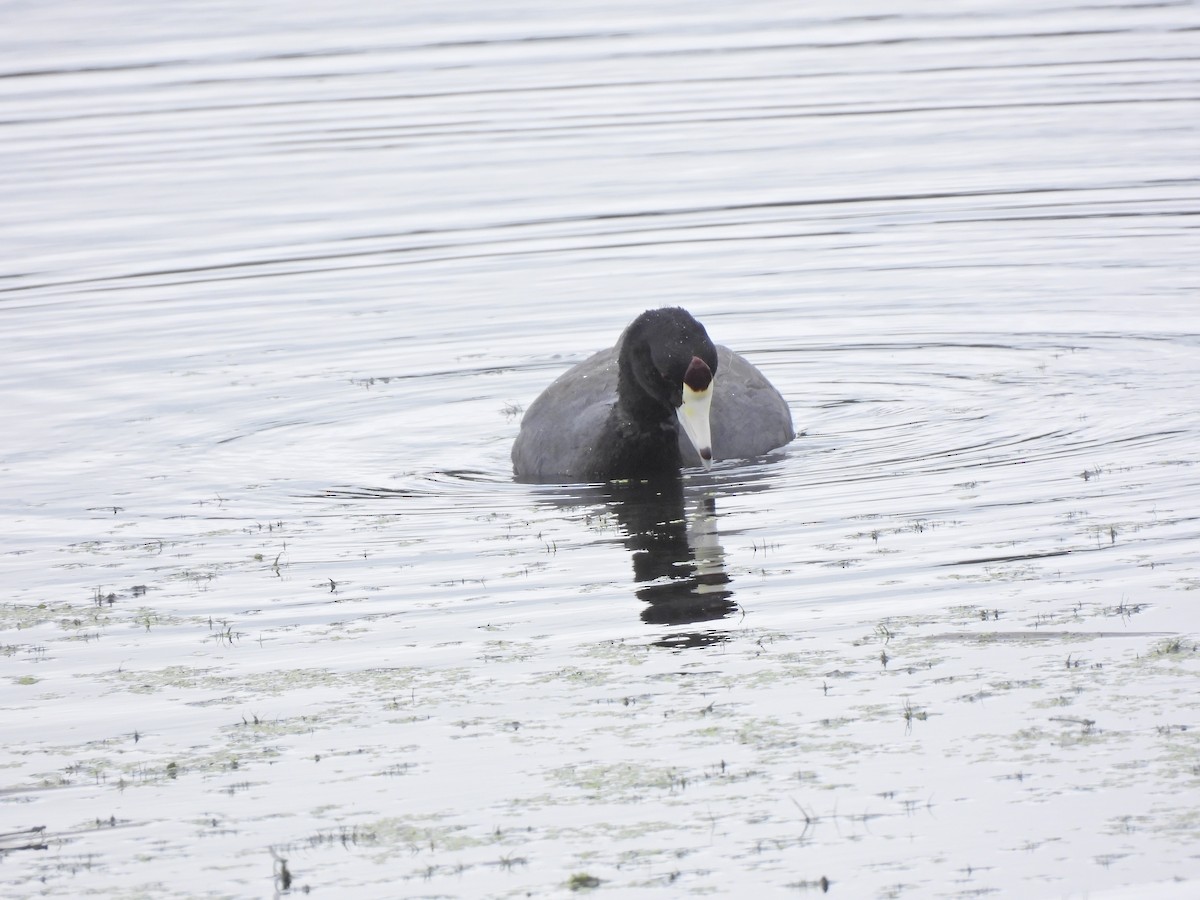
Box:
left=512, top=307, right=793, bottom=481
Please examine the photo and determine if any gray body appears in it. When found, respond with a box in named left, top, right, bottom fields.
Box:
left=513, top=342, right=793, bottom=481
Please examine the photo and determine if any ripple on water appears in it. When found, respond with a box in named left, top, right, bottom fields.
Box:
left=3, top=1, right=1200, bottom=898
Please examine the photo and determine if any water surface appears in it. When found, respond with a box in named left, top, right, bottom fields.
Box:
left=3, top=1, right=1199, bottom=897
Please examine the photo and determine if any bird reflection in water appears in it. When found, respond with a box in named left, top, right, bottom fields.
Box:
left=601, top=477, right=736, bottom=646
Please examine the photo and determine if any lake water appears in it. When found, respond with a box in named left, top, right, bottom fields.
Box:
left=3, top=1, right=1199, bottom=897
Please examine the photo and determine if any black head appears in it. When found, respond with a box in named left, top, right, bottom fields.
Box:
left=620, top=307, right=718, bottom=413
left=617, top=308, right=718, bottom=469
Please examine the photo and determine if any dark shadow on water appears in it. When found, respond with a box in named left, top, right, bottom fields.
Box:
left=602, top=477, right=736, bottom=635
left=320, top=462, right=784, bottom=647
left=529, top=464, right=784, bottom=645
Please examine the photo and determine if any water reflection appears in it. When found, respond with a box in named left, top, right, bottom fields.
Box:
left=602, top=477, right=736, bottom=633
left=526, top=465, right=803, bottom=644
left=324, top=463, right=790, bottom=645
